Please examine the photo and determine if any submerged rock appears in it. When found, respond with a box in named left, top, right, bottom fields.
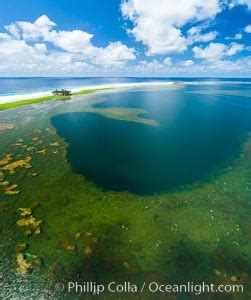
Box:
left=84, top=246, right=93, bottom=256
left=30, top=202, right=39, bottom=209
left=28, top=172, right=38, bottom=177
left=2, top=156, right=32, bottom=174
left=32, top=257, right=43, bottom=268
left=0, top=154, right=13, bottom=166
left=67, top=245, right=75, bottom=252
left=16, top=252, right=42, bottom=274
left=16, top=212, right=42, bottom=236
left=5, top=190, right=20, bottom=195
left=17, top=215, right=42, bottom=228
left=34, top=228, right=41, bottom=235
left=36, top=149, right=47, bottom=155
left=214, top=269, right=222, bottom=276
left=17, top=208, right=32, bottom=217
left=0, top=170, right=4, bottom=181
left=3, top=181, right=20, bottom=195
left=0, top=124, right=14, bottom=132
left=24, top=229, right=32, bottom=236
left=16, top=242, right=28, bottom=253
left=0, top=181, right=9, bottom=186
left=50, top=142, right=59, bottom=146
left=27, top=146, right=35, bottom=151
left=8, top=183, right=18, bottom=189
left=16, top=253, right=32, bottom=274
left=75, top=232, right=81, bottom=240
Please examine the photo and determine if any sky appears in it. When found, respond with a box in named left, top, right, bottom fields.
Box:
left=0, top=0, right=251, bottom=77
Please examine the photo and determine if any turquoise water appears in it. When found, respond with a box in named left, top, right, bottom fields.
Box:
left=1, top=77, right=251, bottom=96
left=51, top=84, right=251, bottom=194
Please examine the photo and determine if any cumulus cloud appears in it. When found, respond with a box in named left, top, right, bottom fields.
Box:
left=227, top=43, right=244, bottom=55
left=163, top=57, right=172, bottom=66
left=244, top=24, right=251, bottom=33
left=182, top=60, right=194, bottom=67
left=0, top=15, right=136, bottom=75
left=121, top=0, right=251, bottom=56
left=228, top=0, right=251, bottom=10
left=124, top=55, right=251, bottom=76
left=121, top=0, right=222, bottom=55
left=193, top=42, right=244, bottom=61
left=1, top=4, right=251, bottom=76
left=187, top=26, right=218, bottom=43
left=225, top=33, right=243, bottom=40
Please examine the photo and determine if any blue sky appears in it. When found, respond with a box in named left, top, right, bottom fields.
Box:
left=0, top=0, right=251, bottom=77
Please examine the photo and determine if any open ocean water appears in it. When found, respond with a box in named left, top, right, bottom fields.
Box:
left=0, top=77, right=251, bottom=96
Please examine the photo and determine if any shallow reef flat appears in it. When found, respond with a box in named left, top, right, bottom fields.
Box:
left=0, top=123, right=15, bottom=132
left=51, top=93, right=159, bottom=126
left=0, top=89, right=250, bottom=298
left=82, top=106, right=158, bottom=126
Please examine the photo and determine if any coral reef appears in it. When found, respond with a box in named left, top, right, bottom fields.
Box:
left=16, top=207, right=42, bottom=236
left=0, top=155, right=20, bottom=195
left=16, top=253, right=32, bottom=274
left=16, top=252, right=42, bottom=274
left=15, top=207, right=43, bottom=274
left=17, top=208, right=32, bottom=217
left=2, top=156, right=32, bottom=174
left=0, top=124, right=14, bottom=132
left=0, top=154, right=13, bottom=166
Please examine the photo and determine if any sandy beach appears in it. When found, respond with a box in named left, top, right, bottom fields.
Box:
left=0, top=82, right=177, bottom=105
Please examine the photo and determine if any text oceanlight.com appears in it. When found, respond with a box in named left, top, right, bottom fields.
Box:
left=55, top=281, right=244, bottom=295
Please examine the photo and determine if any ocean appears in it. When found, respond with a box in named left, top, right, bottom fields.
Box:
left=0, top=77, right=251, bottom=96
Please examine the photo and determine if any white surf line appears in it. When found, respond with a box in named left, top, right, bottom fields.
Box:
left=0, top=82, right=177, bottom=105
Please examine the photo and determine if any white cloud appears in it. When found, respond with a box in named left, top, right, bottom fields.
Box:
left=235, top=33, right=243, bottom=39
left=193, top=43, right=227, bottom=61
left=6, top=15, right=56, bottom=41
left=134, top=59, right=172, bottom=73
left=0, top=37, right=96, bottom=76
left=188, top=27, right=218, bottom=43
left=0, top=15, right=136, bottom=75
left=124, top=56, right=251, bottom=76
left=182, top=60, right=194, bottom=67
left=0, top=33, right=12, bottom=41
left=92, top=42, right=136, bottom=65
left=225, top=33, right=243, bottom=40
left=47, top=30, right=94, bottom=54
left=244, top=24, right=251, bottom=33
left=4, top=24, right=21, bottom=39
left=121, top=0, right=251, bottom=56
left=163, top=57, right=172, bottom=66
left=1, top=7, right=251, bottom=76
left=34, top=43, right=47, bottom=53
left=193, top=42, right=244, bottom=61
left=227, top=43, right=244, bottom=55
left=229, top=0, right=251, bottom=10
left=121, top=0, right=222, bottom=55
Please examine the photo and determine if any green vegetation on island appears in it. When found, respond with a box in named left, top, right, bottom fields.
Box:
left=0, top=88, right=112, bottom=111
left=71, top=87, right=112, bottom=96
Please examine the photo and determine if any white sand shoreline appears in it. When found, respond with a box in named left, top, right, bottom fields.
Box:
left=0, top=82, right=177, bottom=105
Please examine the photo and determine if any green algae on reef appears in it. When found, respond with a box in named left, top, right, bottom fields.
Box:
left=0, top=89, right=250, bottom=298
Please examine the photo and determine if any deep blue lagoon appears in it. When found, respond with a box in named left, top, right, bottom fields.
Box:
left=51, top=83, right=251, bottom=194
